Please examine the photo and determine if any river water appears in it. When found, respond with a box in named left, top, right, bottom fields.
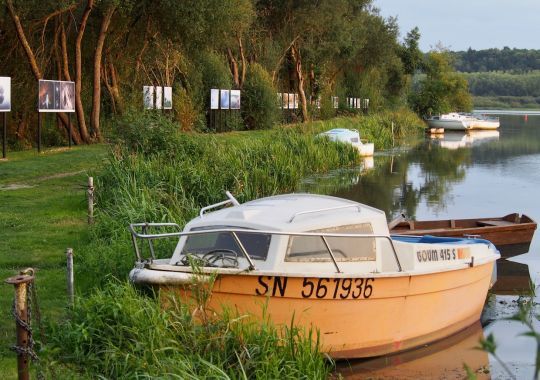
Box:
left=300, top=112, right=540, bottom=379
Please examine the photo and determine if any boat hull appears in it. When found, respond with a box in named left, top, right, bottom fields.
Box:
left=159, top=262, right=494, bottom=358
left=426, top=119, right=470, bottom=130
left=468, top=119, right=500, bottom=130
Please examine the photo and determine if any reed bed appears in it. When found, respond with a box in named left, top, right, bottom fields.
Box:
left=48, top=281, right=330, bottom=379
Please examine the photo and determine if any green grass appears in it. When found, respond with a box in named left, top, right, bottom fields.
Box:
left=0, top=145, right=107, bottom=378
left=0, top=110, right=422, bottom=378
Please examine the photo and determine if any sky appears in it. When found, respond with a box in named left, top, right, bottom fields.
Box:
left=373, top=0, right=540, bottom=51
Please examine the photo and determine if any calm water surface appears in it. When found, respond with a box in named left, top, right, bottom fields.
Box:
left=300, top=113, right=540, bottom=379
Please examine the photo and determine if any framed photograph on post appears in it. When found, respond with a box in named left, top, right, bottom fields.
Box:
left=38, top=80, right=56, bottom=111
left=143, top=86, right=154, bottom=109
left=288, top=93, right=295, bottom=109
left=155, top=86, right=163, bottom=109
left=210, top=89, right=219, bottom=109
left=230, top=90, right=241, bottom=109
left=60, top=82, right=75, bottom=112
left=163, top=87, right=173, bottom=109
left=220, top=89, right=230, bottom=109
left=0, top=77, right=11, bottom=112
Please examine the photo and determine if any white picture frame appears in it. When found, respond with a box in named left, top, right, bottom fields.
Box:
left=0, top=77, right=12, bottom=112
left=143, top=86, right=154, bottom=109
left=155, top=86, right=163, bottom=109
left=230, top=90, right=241, bottom=109
left=210, top=89, right=219, bottom=109
left=220, top=89, right=230, bottom=109
left=163, top=87, right=173, bottom=109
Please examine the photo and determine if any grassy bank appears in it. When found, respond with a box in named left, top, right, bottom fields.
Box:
left=0, top=145, right=107, bottom=378
left=0, top=110, right=422, bottom=378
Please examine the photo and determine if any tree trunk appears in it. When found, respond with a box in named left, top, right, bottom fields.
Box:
left=103, top=51, right=124, bottom=114
left=7, top=0, right=81, bottom=144
left=227, top=48, right=240, bottom=88
left=60, top=20, right=72, bottom=81
left=91, top=5, right=115, bottom=141
left=290, top=44, right=308, bottom=122
left=238, top=35, right=247, bottom=88
left=75, top=0, right=94, bottom=143
left=6, top=0, right=42, bottom=80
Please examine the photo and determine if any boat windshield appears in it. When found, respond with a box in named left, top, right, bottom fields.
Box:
left=285, top=224, right=376, bottom=262
left=181, top=226, right=271, bottom=261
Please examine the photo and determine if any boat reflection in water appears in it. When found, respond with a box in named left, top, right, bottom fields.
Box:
left=430, top=131, right=500, bottom=150
left=336, top=321, right=489, bottom=379
left=482, top=259, right=533, bottom=326
left=337, top=258, right=532, bottom=379
left=361, top=156, right=374, bottom=170
left=491, top=259, right=532, bottom=296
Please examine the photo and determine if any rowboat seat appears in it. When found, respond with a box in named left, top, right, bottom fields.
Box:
left=476, top=220, right=514, bottom=227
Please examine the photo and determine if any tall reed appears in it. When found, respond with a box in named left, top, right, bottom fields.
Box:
left=49, top=281, right=331, bottom=379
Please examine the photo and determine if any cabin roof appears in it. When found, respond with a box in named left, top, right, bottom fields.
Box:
left=184, top=193, right=387, bottom=233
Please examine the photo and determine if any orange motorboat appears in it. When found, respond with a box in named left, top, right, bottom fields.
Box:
left=129, top=192, right=500, bottom=358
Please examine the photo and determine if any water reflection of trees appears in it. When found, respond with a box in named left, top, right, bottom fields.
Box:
left=301, top=118, right=540, bottom=219
left=300, top=142, right=472, bottom=219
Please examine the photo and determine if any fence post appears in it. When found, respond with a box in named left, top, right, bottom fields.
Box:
left=87, top=177, right=94, bottom=224
left=5, top=269, right=35, bottom=380
left=66, top=248, right=74, bottom=306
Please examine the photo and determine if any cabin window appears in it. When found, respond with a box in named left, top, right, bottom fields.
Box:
left=350, top=137, right=359, bottom=143
left=182, top=227, right=271, bottom=261
left=285, top=224, right=376, bottom=262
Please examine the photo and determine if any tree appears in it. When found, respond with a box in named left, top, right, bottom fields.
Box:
left=399, top=27, right=422, bottom=75
left=409, top=50, right=472, bottom=116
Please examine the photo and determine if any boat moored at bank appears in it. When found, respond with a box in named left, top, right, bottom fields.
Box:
left=426, top=113, right=500, bottom=131
left=319, top=128, right=375, bottom=156
left=129, top=192, right=500, bottom=358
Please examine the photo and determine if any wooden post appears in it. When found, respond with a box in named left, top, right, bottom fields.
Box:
left=2, top=112, right=6, bottom=159
left=68, top=113, right=72, bottom=148
left=37, top=113, right=42, bottom=153
left=5, top=270, right=35, bottom=380
left=66, top=248, right=74, bottom=305
left=87, top=177, right=94, bottom=224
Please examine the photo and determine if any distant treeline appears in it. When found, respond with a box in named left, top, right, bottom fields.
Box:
left=450, top=48, right=540, bottom=73
left=463, top=72, right=540, bottom=97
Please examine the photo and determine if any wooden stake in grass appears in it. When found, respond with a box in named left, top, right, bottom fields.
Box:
left=5, top=269, right=35, bottom=380
left=87, top=176, right=94, bottom=224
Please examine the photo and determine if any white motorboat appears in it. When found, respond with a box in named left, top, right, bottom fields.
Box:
left=426, top=113, right=500, bottom=131
left=129, top=192, right=500, bottom=358
left=468, top=114, right=500, bottom=130
left=426, top=113, right=473, bottom=130
left=319, top=128, right=374, bottom=156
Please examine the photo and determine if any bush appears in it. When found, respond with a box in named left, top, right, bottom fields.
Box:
left=173, top=85, right=202, bottom=131
left=241, top=63, right=279, bottom=130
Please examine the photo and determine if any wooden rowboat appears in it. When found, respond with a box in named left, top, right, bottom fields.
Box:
left=389, top=213, right=537, bottom=258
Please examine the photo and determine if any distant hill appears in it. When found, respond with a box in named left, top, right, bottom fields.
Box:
left=450, top=48, right=540, bottom=73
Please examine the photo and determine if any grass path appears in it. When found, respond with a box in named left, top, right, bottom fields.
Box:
left=0, top=145, right=107, bottom=378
